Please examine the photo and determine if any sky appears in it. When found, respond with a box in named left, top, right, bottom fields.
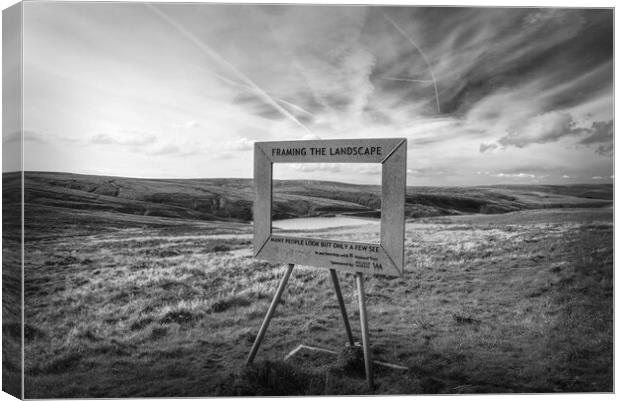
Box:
left=4, top=2, right=614, bottom=185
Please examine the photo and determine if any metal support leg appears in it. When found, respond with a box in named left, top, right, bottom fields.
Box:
left=356, top=272, right=373, bottom=389
left=246, top=263, right=294, bottom=365
left=329, top=269, right=355, bottom=345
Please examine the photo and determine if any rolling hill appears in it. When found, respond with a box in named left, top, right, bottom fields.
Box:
left=2, top=171, right=612, bottom=237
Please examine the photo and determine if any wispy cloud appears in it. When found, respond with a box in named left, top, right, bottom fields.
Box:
left=91, top=132, right=158, bottom=147
left=578, top=120, right=613, bottom=145
left=146, top=3, right=314, bottom=135
left=486, top=113, right=613, bottom=157
left=479, top=142, right=498, bottom=153
left=19, top=4, right=612, bottom=183
left=497, top=112, right=585, bottom=148
left=223, top=137, right=254, bottom=151
left=3, top=130, right=46, bottom=143
left=381, top=12, right=440, bottom=114
left=494, top=172, right=536, bottom=179
left=287, top=163, right=342, bottom=173
left=146, top=144, right=183, bottom=156
left=357, top=164, right=382, bottom=175
left=595, top=144, right=613, bottom=157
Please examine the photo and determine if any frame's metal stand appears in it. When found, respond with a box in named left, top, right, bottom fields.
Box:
left=246, top=265, right=374, bottom=390
left=246, top=263, right=295, bottom=365
left=356, top=272, right=373, bottom=389
left=329, top=269, right=355, bottom=345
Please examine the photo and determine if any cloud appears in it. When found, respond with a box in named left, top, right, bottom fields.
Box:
left=223, top=137, right=254, bottom=151
left=3, top=130, right=46, bottom=143
left=494, top=172, right=536, bottom=179
left=231, top=91, right=314, bottom=124
left=90, top=131, right=256, bottom=157
left=415, top=9, right=610, bottom=116
left=343, top=47, right=376, bottom=119
left=574, top=120, right=613, bottom=157
left=357, top=164, right=382, bottom=175
left=498, top=112, right=585, bottom=148
left=489, top=111, right=612, bottom=157
left=3, top=132, right=19, bottom=143
left=89, top=130, right=203, bottom=156
left=146, top=144, right=183, bottom=156
left=20, top=5, right=613, bottom=184
left=232, top=93, right=285, bottom=121
left=479, top=142, right=498, bottom=153
left=595, top=144, right=613, bottom=157
left=578, top=120, right=612, bottom=145
left=287, top=163, right=341, bottom=173
left=498, top=166, right=556, bottom=176
left=407, top=168, right=446, bottom=177
left=91, top=132, right=158, bottom=147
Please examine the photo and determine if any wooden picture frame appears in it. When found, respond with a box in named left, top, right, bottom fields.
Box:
left=253, top=138, right=407, bottom=277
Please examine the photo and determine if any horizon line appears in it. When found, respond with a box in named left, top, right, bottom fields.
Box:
left=2, top=170, right=613, bottom=188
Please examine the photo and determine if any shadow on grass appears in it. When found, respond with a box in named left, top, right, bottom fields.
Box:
left=216, top=347, right=417, bottom=396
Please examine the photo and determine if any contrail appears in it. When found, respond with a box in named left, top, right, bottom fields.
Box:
left=146, top=4, right=313, bottom=133
left=382, top=77, right=435, bottom=84
left=382, top=13, right=441, bottom=114
left=200, top=68, right=315, bottom=118
left=291, top=58, right=337, bottom=115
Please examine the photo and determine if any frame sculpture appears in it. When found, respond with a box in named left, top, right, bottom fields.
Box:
left=254, top=138, right=406, bottom=277
left=247, top=138, right=407, bottom=388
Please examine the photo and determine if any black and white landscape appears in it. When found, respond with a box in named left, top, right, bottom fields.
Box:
left=2, top=2, right=613, bottom=397
left=1, top=171, right=612, bottom=396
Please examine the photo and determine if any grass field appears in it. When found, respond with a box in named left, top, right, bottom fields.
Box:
left=17, top=203, right=612, bottom=396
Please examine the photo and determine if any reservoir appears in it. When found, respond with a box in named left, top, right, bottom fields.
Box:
left=272, top=216, right=380, bottom=231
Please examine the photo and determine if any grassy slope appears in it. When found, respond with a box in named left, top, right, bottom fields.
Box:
left=2, top=172, right=22, bottom=396
left=20, top=203, right=612, bottom=396
left=7, top=171, right=612, bottom=395
left=14, top=172, right=613, bottom=233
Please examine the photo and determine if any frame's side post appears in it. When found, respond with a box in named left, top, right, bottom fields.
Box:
left=329, top=269, right=355, bottom=345
left=356, top=273, right=373, bottom=389
left=246, top=263, right=295, bottom=365
left=381, top=139, right=407, bottom=275
left=253, top=144, right=272, bottom=256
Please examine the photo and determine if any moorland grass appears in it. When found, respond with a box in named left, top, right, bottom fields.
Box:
left=20, top=208, right=612, bottom=396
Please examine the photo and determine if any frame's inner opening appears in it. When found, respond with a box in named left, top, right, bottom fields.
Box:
left=271, top=163, right=381, bottom=240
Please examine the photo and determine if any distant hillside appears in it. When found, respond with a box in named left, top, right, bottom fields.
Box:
left=3, top=172, right=612, bottom=234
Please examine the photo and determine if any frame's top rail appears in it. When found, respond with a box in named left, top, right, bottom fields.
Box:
left=256, top=138, right=406, bottom=164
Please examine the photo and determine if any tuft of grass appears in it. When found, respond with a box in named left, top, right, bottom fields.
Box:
left=452, top=314, right=480, bottom=325
left=217, top=360, right=324, bottom=396
left=159, top=310, right=195, bottom=325
left=329, top=345, right=365, bottom=377
left=130, top=318, right=153, bottom=331
left=32, top=352, right=82, bottom=375
left=150, top=327, right=168, bottom=340
left=209, top=294, right=252, bottom=313
left=207, top=243, right=231, bottom=253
